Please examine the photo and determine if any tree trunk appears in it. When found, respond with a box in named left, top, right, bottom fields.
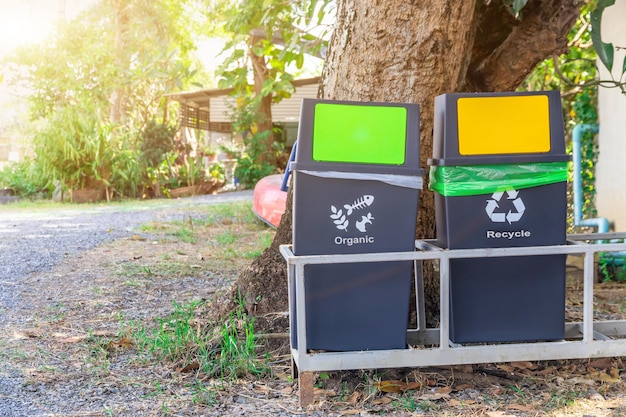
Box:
left=249, top=35, right=275, bottom=166
left=227, top=0, right=582, bottom=330
left=109, top=0, right=129, bottom=126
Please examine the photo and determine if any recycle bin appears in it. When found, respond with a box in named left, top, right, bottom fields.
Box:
left=428, top=91, right=570, bottom=344
left=291, top=98, right=423, bottom=351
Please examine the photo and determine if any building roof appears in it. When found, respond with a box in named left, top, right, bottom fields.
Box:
left=167, top=77, right=320, bottom=124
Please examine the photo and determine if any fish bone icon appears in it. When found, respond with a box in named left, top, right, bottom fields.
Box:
left=344, top=195, right=374, bottom=216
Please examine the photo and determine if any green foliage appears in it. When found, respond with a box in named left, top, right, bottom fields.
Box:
left=521, top=5, right=600, bottom=230
left=137, top=121, right=179, bottom=196
left=572, top=91, right=599, bottom=220
left=228, top=103, right=284, bottom=187
left=0, top=159, right=49, bottom=198
left=522, top=5, right=597, bottom=96
left=139, top=121, right=177, bottom=169
left=1, top=0, right=207, bottom=200
left=207, top=0, right=332, bottom=186
left=32, top=107, right=114, bottom=190
left=109, top=144, right=143, bottom=199
left=591, top=1, right=626, bottom=93
left=234, top=153, right=276, bottom=188
left=591, top=0, right=617, bottom=73
left=599, top=260, right=626, bottom=283
left=213, top=0, right=331, bottom=89
left=523, top=1, right=626, bottom=94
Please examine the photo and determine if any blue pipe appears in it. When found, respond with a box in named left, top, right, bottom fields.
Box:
left=573, top=124, right=626, bottom=266
left=572, top=124, right=609, bottom=232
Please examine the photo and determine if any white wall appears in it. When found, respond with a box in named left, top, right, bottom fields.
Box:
left=596, top=0, right=626, bottom=231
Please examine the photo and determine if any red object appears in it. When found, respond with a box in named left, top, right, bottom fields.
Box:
left=252, top=174, right=287, bottom=228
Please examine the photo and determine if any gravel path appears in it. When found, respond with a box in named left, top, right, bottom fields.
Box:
left=0, top=191, right=253, bottom=417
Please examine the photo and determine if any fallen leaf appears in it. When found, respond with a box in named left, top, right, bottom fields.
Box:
left=371, top=397, right=392, bottom=405
left=426, top=379, right=438, bottom=386
left=57, top=335, right=88, bottom=344
left=338, top=409, right=365, bottom=415
left=376, top=380, right=421, bottom=393
left=449, top=365, right=474, bottom=373
left=497, top=364, right=514, bottom=373
left=280, top=386, right=293, bottom=394
left=346, top=391, right=361, bottom=404
left=418, top=387, right=452, bottom=401
left=91, top=330, right=116, bottom=337
left=565, top=377, right=596, bottom=386
left=375, top=380, right=402, bottom=393
left=588, top=358, right=613, bottom=370
left=108, top=337, right=133, bottom=350
left=313, top=388, right=336, bottom=398
left=511, top=361, right=536, bottom=370
left=538, top=366, right=557, bottom=375
left=448, top=399, right=477, bottom=406
left=589, top=368, right=621, bottom=384
left=455, top=383, right=475, bottom=390
left=275, top=372, right=291, bottom=381
left=13, top=330, right=39, bottom=340
left=507, top=403, right=533, bottom=412
left=254, top=383, right=269, bottom=394
left=178, top=361, right=200, bottom=373
left=436, top=386, right=452, bottom=395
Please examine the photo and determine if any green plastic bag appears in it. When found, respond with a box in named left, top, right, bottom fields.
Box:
left=429, top=161, right=569, bottom=197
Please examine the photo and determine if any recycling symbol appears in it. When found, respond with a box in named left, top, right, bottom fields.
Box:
left=485, top=190, right=525, bottom=224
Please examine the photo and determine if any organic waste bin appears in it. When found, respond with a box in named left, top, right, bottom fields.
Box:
left=291, top=98, right=423, bottom=351
left=429, top=91, right=570, bottom=344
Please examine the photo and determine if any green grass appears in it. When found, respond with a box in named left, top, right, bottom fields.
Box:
left=129, top=297, right=269, bottom=381
left=190, top=382, right=219, bottom=406
left=216, top=230, right=238, bottom=245
left=543, top=389, right=583, bottom=410
left=100, top=200, right=275, bottom=388
left=85, top=334, right=113, bottom=371
left=201, top=201, right=260, bottom=225
left=392, top=396, right=439, bottom=413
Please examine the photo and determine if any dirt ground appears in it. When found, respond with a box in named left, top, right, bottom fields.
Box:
left=4, top=209, right=626, bottom=416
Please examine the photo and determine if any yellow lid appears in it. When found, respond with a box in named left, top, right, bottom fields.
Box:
left=457, top=95, right=551, bottom=155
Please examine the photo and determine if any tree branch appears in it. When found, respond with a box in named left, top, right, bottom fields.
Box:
left=464, top=0, right=583, bottom=92
left=249, top=27, right=328, bottom=59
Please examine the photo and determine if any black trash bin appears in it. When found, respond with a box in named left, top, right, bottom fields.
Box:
left=291, top=98, right=423, bottom=351
left=428, top=91, right=570, bottom=344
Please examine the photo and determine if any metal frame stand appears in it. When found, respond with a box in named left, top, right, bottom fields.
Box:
left=279, top=234, right=626, bottom=407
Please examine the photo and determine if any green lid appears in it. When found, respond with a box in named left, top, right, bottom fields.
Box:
left=312, top=103, right=407, bottom=165
left=295, top=99, right=421, bottom=175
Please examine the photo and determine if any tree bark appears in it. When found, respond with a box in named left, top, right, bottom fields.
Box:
left=249, top=35, right=275, bottom=166
left=464, top=0, right=582, bottom=92
left=109, top=0, right=129, bottom=126
left=227, top=0, right=583, bottom=330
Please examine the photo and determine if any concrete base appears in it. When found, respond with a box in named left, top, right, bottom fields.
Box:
left=0, top=196, right=19, bottom=204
